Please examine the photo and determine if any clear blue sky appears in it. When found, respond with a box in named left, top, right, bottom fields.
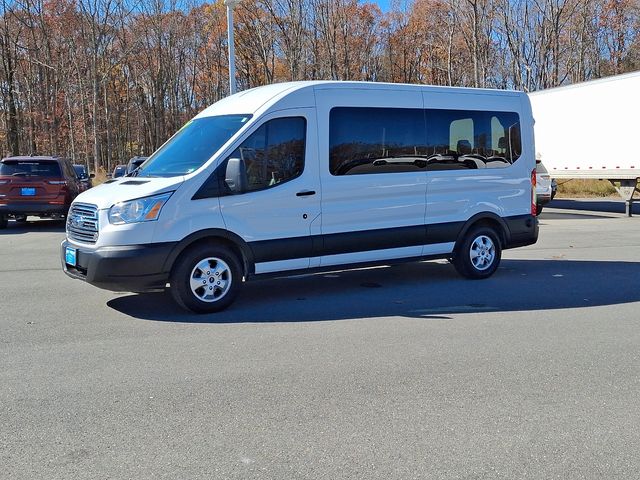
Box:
left=374, top=0, right=392, bottom=11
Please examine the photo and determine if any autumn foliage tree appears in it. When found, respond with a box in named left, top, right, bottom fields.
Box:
left=0, top=0, right=639, bottom=170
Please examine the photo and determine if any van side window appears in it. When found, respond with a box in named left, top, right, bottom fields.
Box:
left=228, top=117, right=306, bottom=193
left=449, top=118, right=474, bottom=153
left=329, top=107, right=427, bottom=175
left=425, top=109, right=521, bottom=170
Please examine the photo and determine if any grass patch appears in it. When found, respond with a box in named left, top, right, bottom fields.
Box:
left=92, top=170, right=109, bottom=186
left=556, top=179, right=617, bottom=198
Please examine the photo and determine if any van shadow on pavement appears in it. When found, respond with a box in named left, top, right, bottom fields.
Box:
left=107, top=259, right=640, bottom=323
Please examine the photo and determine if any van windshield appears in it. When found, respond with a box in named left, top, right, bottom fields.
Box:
left=137, top=115, right=252, bottom=178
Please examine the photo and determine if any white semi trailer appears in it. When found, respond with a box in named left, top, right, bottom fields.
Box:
left=529, top=71, right=640, bottom=215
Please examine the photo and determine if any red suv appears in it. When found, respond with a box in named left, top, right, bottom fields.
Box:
left=0, top=156, right=81, bottom=228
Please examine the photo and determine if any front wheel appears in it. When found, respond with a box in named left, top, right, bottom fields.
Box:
left=452, top=226, right=502, bottom=279
left=170, top=244, right=243, bottom=313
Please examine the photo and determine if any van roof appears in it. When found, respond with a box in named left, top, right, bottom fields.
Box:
left=195, top=81, right=524, bottom=118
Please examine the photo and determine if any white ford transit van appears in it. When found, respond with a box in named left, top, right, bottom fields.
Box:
left=61, top=81, right=538, bottom=313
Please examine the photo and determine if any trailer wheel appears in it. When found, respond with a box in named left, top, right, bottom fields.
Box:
left=452, top=226, right=502, bottom=279
left=170, top=244, right=242, bottom=314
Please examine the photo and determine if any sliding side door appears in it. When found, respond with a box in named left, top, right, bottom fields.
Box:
left=315, top=87, right=428, bottom=268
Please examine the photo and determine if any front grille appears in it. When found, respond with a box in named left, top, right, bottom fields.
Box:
left=67, top=203, right=99, bottom=244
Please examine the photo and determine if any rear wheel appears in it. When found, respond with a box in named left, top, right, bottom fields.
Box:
left=170, top=244, right=242, bottom=313
left=452, top=226, right=502, bottom=279
left=535, top=204, right=543, bottom=216
left=0, top=214, right=7, bottom=229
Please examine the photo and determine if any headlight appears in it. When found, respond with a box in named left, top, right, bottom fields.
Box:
left=108, top=192, right=173, bottom=225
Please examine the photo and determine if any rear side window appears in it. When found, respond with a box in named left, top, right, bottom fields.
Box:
left=61, top=160, right=74, bottom=180
left=0, top=161, right=62, bottom=177
left=329, top=107, right=427, bottom=175
left=425, top=109, right=521, bottom=170
left=228, top=117, right=306, bottom=193
left=536, top=162, right=549, bottom=174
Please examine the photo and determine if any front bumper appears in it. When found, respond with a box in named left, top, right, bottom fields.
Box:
left=61, top=240, right=177, bottom=292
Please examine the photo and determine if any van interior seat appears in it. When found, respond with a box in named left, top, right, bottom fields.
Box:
left=456, top=140, right=473, bottom=156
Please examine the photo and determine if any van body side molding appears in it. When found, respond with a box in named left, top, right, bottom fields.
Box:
left=163, top=214, right=536, bottom=277
left=247, top=214, right=536, bottom=263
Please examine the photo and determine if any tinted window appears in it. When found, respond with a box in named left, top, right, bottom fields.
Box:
left=138, top=114, right=252, bottom=177
left=0, top=160, right=62, bottom=177
left=113, top=166, right=127, bottom=177
left=73, top=165, right=88, bottom=179
left=330, top=107, right=427, bottom=175
left=227, top=117, right=306, bottom=193
left=127, top=157, right=147, bottom=173
left=425, top=109, right=521, bottom=170
left=536, top=162, right=548, bottom=174
left=61, top=161, right=73, bottom=180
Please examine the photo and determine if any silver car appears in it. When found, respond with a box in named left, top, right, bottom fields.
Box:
left=536, top=161, right=554, bottom=215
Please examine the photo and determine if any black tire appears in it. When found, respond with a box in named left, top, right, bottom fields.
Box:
left=0, top=214, right=7, bottom=229
left=535, top=204, right=543, bottom=216
left=170, top=244, right=242, bottom=313
left=452, top=226, right=502, bottom=279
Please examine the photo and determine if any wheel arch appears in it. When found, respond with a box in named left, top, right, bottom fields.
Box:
left=163, top=229, right=255, bottom=278
left=455, top=212, right=509, bottom=251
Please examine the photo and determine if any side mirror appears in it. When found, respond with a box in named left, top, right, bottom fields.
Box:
left=225, top=157, right=247, bottom=193
left=106, top=173, right=113, bottom=178
left=89, top=173, right=95, bottom=179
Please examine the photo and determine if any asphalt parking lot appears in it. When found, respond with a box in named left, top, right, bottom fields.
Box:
left=1, top=200, right=639, bottom=479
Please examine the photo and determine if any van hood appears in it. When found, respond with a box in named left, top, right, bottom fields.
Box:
left=73, top=176, right=185, bottom=210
